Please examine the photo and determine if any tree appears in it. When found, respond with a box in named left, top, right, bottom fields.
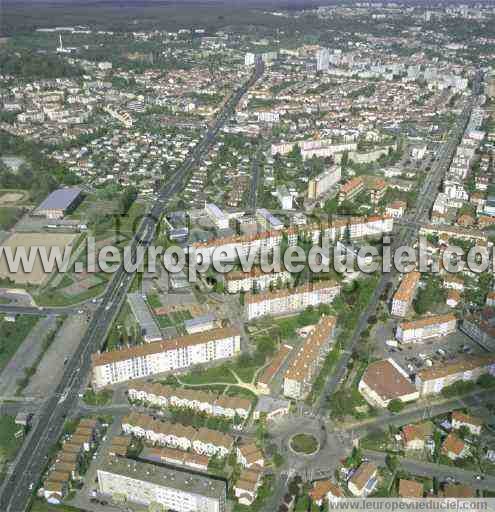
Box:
left=387, top=399, right=405, bottom=414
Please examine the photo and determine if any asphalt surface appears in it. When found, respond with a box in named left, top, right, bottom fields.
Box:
left=363, top=450, right=495, bottom=491
left=0, top=62, right=264, bottom=512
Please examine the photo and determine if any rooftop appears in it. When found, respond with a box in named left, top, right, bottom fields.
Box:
left=98, top=455, right=226, bottom=499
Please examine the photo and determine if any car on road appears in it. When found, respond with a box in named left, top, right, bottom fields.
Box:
left=474, top=474, right=484, bottom=481
left=444, top=476, right=457, bottom=484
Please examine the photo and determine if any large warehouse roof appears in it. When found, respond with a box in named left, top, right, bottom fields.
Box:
left=37, top=187, right=82, bottom=211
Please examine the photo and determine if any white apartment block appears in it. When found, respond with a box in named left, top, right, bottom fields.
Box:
left=189, top=230, right=284, bottom=263
left=91, top=327, right=241, bottom=388
left=121, top=413, right=234, bottom=458
left=97, top=456, right=226, bottom=512
left=205, top=203, right=229, bottom=230
left=391, top=271, right=420, bottom=317
left=415, top=355, right=495, bottom=396
left=128, top=383, right=252, bottom=419
left=307, top=165, right=342, bottom=200
left=245, top=281, right=340, bottom=321
left=283, top=316, right=336, bottom=400
left=224, top=268, right=291, bottom=293
left=396, top=314, right=457, bottom=343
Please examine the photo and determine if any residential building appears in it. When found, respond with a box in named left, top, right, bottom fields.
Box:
left=401, top=425, right=426, bottom=451
left=91, top=327, right=241, bottom=388
left=255, top=208, right=284, bottom=231
left=245, top=281, right=340, bottom=320
left=451, top=411, right=483, bottom=435
left=121, top=413, right=234, bottom=458
left=347, top=463, right=378, bottom=497
left=205, top=203, right=229, bottom=230
left=442, top=433, right=468, bottom=460
left=309, top=480, right=343, bottom=506
left=396, top=314, right=457, bottom=343
left=398, top=479, right=423, bottom=499
left=316, top=47, right=330, bottom=72
left=338, top=177, right=364, bottom=203
left=385, top=201, right=407, bottom=218
left=236, top=443, right=265, bottom=469
left=391, top=271, right=420, bottom=317
left=256, top=344, right=293, bottom=392
left=307, top=166, right=341, bottom=200
left=283, top=316, right=336, bottom=400
left=234, top=467, right=263, bottom=506
left=415, top=355, right=495, bottom=396
left=223, top=267, right=291, bottom=294
left=128, top=382, right=251, bottom=419
left=97, top=456, right=226, bottom=512
left=358, top=359, right=419, bottom=408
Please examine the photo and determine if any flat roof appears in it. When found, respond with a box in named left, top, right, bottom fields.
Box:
left=98, top=455, right=226, bottom=500
left=38, top=187, right=82, bottom=211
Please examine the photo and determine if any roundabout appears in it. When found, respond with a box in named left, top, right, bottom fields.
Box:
left=289, top=433, right=320, bottom=456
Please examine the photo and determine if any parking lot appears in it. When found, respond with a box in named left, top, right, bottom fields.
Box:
left=373, top=326, right=486, bottom=375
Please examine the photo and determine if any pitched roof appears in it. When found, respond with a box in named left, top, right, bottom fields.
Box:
left=442, top=433, right=465, bottom=456
left=398, top=479, right=423, bottom=498
left=361, top=359, right=417, bottom=401
left=309, top=480, right=343, bottom=501
left=349, top=463, right=377, bottom=491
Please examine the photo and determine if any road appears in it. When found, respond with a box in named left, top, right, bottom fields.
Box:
left=0, top=304, right=80, bottom=316
left=315, top=72, right=481, bottom=416
left=363, top=450, right=495, bottom=491
left=0, top=62, right=264, bottom=512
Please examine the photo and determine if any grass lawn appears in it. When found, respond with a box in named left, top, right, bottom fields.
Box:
left=0, top=416, right=24, bottom=465
left=0, top=315, right=39, bottom=372
left=234, top=365, right=258, bottom=383
left=82, top=389, right=113, bottom=406
left=146, top=292, right=162, bottom=309
left=35, top=280, right=109, bottom=307
left=29, top=499, right=82, bottom=512
left=224, top=385, right=257, bottom=401
left=0, top=207, right=23, bottom=230
left=289, top=433, right=319, bottom=454
left=180, top=365, right=237, bottom=385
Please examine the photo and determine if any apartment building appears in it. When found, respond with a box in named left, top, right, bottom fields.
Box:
left=122, top=413, right=234, bottom=458
left=189, top=230, right=284, bottom=262
left=97, top=456, right=226, bottom=512
left=283, top=316, right=336, bottom=400
left=245, top=281, right=340, bottom=321
left=91, top=327, right=241, bottom=388
left=307, top=165, right=341, bottom=200
left=338, top=177, right=364, bottom=203
left=391, top=271, right=421, bottom=317
left=358, top=358, right=419, bottom=408
left=223, top=267, right=291, bottom=294
left=255, top=208, right=284, bottom=231
left=205, top=203, right=229, bottom=230
left=415, top=355, right=495, bottom=396
left=128, top=383, right=252, bottom=419
left=396, top=314, right=457, bottom=343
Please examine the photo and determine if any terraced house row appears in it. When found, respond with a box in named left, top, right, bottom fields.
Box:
left=283, top=315, right=337, bottom=400
left=122, top=413, right=234, bottom=458
left=91, top=327, right=241, bottom=388
left=128, top=382, right=252, bottom=419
